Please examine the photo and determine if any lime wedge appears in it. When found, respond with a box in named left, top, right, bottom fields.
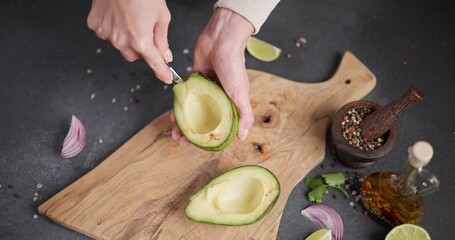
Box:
left=246, top=37, right=281, bottom=62
left=305, top=228, right=332, bottom=240
left=385, top=224, right=431, bottom=240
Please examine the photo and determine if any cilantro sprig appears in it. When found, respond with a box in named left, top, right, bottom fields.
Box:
left=305, top=172, right=348, bottom=203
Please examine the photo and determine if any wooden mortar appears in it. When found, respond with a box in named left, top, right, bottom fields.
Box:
left=331, top=100, right=398, bottom=168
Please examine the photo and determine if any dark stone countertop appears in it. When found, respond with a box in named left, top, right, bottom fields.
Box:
left=1, top=0, right=454, bottom=239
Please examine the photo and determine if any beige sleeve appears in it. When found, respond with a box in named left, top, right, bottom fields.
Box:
left=214, top=0, right=281, bottom=34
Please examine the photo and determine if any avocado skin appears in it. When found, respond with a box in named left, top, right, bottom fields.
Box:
left=172, top=72, right=239, bottom=151
left=184, top=165, right=281, bottom=226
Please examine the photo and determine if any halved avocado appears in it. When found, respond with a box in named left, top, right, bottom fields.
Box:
left=185, top=165, right=280, bottom=225
left=173, top=73, right=238, bottom=151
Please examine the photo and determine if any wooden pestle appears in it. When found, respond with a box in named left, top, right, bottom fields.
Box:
left=360, top=85, right=424, bottom=142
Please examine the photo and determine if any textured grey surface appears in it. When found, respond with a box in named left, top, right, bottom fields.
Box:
left=1, top=0, right=454, bottom=239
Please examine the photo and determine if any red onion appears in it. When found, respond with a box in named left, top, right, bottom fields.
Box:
left=301, top=204, right=344, bottom=240
left=61, top=115, right=86, bottom=158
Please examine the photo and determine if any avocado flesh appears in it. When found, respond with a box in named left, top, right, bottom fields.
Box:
left=185, top=165, right=280, bottom=225
left=173, top=73, right=238, bottom=151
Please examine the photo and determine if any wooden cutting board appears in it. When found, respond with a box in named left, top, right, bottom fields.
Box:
left=39, top=51, right=376, bottom=240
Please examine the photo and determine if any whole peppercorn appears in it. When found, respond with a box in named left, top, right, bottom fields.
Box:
left=341, top=107, right=384, bottom=151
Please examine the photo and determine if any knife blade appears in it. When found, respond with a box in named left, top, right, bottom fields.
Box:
left=165, top=62, right=184, bottom=84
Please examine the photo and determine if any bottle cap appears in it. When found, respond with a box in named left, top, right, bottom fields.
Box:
left=408, top=141, right=433, bottom=168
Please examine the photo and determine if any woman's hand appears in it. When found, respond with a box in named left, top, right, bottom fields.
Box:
left=172, top=8, right=255, bottom=144
left=87, top=0, right=173, bottom=83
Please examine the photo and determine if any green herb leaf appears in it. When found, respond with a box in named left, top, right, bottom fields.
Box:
left=308, top=184, right=327, bottom=203
left=305, top=176, right=324, bottom=189
left=305, top=172, right=348, bottom=203
left=321, top=173, right=345, bottom=187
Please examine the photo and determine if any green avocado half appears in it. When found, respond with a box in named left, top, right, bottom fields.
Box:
left=173, top=73, right=238, bottom=151
left=185, top=165, right=280, bottom=226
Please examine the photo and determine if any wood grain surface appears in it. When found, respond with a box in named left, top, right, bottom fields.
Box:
left=39, top=51, right=376, bottom=240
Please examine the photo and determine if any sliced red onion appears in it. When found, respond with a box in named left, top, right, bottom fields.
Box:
left=61, top=115, right=86, bottom=158
left=301, top=204, right=344, bottom=240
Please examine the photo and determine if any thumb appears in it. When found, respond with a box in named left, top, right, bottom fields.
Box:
left=218, top=65, right=254, bottom=141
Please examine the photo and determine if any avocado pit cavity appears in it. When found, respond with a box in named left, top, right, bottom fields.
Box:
left=185, top=93, right=221, bottom=134
left=207, top=176, right=264, bottom=214
left=185, top=165, right=280, bottom=225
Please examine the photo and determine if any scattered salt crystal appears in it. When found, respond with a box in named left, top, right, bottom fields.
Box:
left=33, top=196, right=38, bottom=202
left=123, top=106, right=128, bottom=112
left=98, top=139, right=103, bottom=144
left=112, top=98, right=116, bottom=103
left=182, top=48, right=190, bottom=54
left=86, top=68, right=94, bottom=74
left=294, top=36, right=307, bottom=48
left=135, top=84, right=141, bottom=90
left=355, top=196, right=361, bottom=202
left=33, top=215, right=38, bottom=219
left=163, top=85, right=168, bottom=90
left=351, top=190, right=357, bottom=196
left=96, top=48, right=102, bottom=54
left=349, top=202, right=354, bottom=207
left=90, top=93, right=96, bottom=100
left=130, top=88, right=135, bottom=93
left=345, top=185, right=350, bottom=189
left=422, top=182, right=428, bottom=187
left=33, top=192, right=39, bottom=197
left=186, top=66, right=192, bottom=72
left=0, top=184, right=2, bottom=189
left=359, top=177, right=364, bottom=182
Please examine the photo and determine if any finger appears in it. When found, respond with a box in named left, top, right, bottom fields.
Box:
left=95, top=27, right=108, bottom=40
left=232, top=84, right=254, bottom=141
left=171, top=127, right=182, bottom=140
left=136, top=42, right=173, bottom=84
left=154, top=21, right=172, bottom=62
left=216, top=61, right=254, bottom=141
left=172, top=127, right=190, bottom=146
left=120, top=49, right=140, bottom=62
left=87, top=1, right=102, bottom=33
left=110, top=33, right=140, bottom=62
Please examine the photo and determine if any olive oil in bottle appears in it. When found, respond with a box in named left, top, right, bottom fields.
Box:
left=361, top=141, right=439, bottom=227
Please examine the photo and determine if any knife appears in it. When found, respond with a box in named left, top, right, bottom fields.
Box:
left=165, top=62, right=184, bottom=84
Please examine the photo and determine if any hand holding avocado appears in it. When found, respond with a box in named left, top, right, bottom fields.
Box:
left=87, top=1, right=281, bottom=149
left=171, top=8, right=255, bottom=146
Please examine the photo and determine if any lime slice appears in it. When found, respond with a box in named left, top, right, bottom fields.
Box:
left=246, top=37, right=281, bottom=62
left=385, top=224, right=431, bottom=240
left=305, top=228, right=332, bottom=240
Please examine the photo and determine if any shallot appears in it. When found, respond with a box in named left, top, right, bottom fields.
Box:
left=301, top=204, right=344, bottom=240
left=61, top=115, right=86, bottom=158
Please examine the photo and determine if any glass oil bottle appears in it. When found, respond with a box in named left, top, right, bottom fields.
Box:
left=361, top=141, right=440, bottom=227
